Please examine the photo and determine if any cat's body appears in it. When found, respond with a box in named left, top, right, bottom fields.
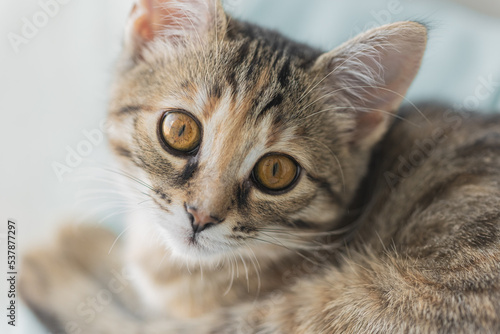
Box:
left=126, top=103, right=500, bottom=330
left=20, top=1, right=500, bottom=333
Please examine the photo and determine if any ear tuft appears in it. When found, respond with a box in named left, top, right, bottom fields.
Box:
left=126, top=0, right=226, bottom=56
left=313, top=22, right=427, bottom=149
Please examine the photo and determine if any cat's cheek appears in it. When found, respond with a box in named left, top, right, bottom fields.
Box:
left=147, top=206, right=216, bottom=259
left=153, top=207, right=191, bottom=240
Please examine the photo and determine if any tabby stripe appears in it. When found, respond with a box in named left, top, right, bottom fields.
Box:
left=307, top=174, right=344, bottom=206
left=454, top=133, right=500, bottom=159
left=272, top=114, right=284, bottom=127
left=131, top=156, right=146, bottom=169
left=133, top=119, right=175, bottom=176
left=246, top=41, right=261, bottom=79
left=236, top=180, right=252, bottom=209
left=396, top=171, right=488, bottom=233
left=153, top=188, right=172, bottom=204
left=277, top=57, right=291, bottom=87
left=209, top=82, right=223, bottom=99
left=226, top=41, right=251, bottom=94
left=271, top=49, right=284, bottom=68
left=464, top=211, right=500, bottom=248
left=110, top=143, right=133, bottom=159
left=177, top=159, right=199, bottom=185
left=235, top=40, right=250, bottom=65
left=116, top=105, right=143, bottom=114
left=151, top=195, right=172, bottom=213
left=256, top=93, right=283, bottom=121
left=226, top=71, right=239, bottom=95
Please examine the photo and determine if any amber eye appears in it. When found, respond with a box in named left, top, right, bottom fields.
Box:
left=161, top=111, right=201, bottom=153
left=253, top=154, right=299, bottom=192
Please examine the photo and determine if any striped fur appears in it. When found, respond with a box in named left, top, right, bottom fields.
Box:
left=20, top=1, right=500, bottom=333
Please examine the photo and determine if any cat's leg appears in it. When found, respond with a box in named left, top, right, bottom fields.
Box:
left=18, top=189, right=500, bottom=333
left=19, top=224, right=146, bottom=333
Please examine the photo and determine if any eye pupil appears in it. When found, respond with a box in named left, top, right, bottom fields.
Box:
left=272, top=162, right=279, bottom=177
left=178, top=124, right=186, bottom=137
left=254, top=154, right=299, bottom=192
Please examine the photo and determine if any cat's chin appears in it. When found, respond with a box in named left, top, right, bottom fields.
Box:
left=168, top=242, right=229, bottom=264
left=156, top=222, right=234, bottom=263
left=166, top=234, right=228, bottom=261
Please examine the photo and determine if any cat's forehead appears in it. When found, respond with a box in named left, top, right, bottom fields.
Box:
left=181, top=41, right=299, bottom=118
left=112, top=39, right=324, bottom=176
left=130, top=38, right=313, bottom=127
left=155, top=42, right=307, bottom=144
left=160, top=71, right=301, bottom=176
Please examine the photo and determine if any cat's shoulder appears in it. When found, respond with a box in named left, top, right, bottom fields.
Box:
left=385, top=103, right=500, bottom=159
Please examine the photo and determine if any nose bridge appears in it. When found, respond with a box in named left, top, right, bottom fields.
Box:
left=190, top=111, right=246, bottom=215
left=191, top=162, right=233, bottom=218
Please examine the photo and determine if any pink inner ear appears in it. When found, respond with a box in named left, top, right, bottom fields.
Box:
left=128, top=2, right=154, bottom=45
left=132, top=0, right=175, bottom=42
left=315, top=22, right=427, bottom=147
left=131, top=4, right=154, bottom=42
left=126, top=0, right=224, bottom=54
left=354, top=109, right=385, bottom=140
left=129, top=0, right=194, bottom=46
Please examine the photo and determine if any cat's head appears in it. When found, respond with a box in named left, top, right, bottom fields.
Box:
left=108, top=0, right=427, bottom=261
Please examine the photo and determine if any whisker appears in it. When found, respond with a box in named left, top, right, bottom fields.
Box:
left=98, top=206, right=148, bottom=225
left=230, top=249, right=240, bottom=279
left=237, top=252, right=250, bottom=292
left=259, top=225, right=353, bottom=236
left=304, top=106, right=421, bottom=128
left=100, top=167, right=155, bottom=191
left=155, top=249, right=171, bottom=271
left=223, top=255, right=235, bottom=296
left=298, top=45, right=383, bottom=103
left=244, top=243, right=261, bottom=299
left=199, top=256, right=204, bottom=282
left=248, top=236, right=325, bottom=268
left=108, top=225, right=133, bottom=255
left=297, top=85, right=430, bottom=125
left=258, top=230, right=344, bottom=251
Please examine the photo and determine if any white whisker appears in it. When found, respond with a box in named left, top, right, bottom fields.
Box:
left=108, top=225, right=133, bottom=255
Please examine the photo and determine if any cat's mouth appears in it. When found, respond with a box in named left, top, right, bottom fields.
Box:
left=174, top=237, right=227, bottom=260
left=187, top=233, right=200, bottom=246
left=153, top=207, right=234, bottom=259
left=161, top=221, right=227, bottom=259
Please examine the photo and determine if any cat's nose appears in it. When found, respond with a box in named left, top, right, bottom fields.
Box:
left=185, top=205, right=223, bottom=234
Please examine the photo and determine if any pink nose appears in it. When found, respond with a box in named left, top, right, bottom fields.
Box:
left=185, top=205, right=221, bottom=234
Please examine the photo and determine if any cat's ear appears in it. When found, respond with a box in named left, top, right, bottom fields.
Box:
left=313, top=22, right=427, bottom=149
left=126, top=0, right=226, bottom=55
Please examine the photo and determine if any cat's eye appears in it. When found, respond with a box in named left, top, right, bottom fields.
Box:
left=160, top=111, right=201, bottom=154
left=253, top=154, right=299, bottom=192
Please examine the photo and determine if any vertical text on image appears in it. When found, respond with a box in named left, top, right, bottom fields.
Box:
left=5, top=220, right=17, bottom=327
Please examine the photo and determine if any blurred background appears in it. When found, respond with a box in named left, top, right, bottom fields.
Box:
left=1, top=0, right=499, bottom=332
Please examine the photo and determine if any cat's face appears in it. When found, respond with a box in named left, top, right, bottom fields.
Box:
left=109, top=42, right=348, bottom=259
left=108, top=0, right=426, bottom=260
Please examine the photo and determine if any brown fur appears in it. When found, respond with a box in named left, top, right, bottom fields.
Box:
left=20, top=1, right=500, bottom=333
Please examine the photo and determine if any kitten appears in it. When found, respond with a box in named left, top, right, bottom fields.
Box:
left=20, top=0, right=500, bottom=333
